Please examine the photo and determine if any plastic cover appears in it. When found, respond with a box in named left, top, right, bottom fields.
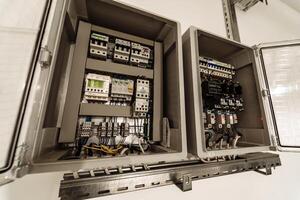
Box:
left=260, top=43, right=300, bottom=147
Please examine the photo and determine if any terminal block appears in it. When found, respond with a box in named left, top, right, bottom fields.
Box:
left=199, top=56, right=235, bottom=79
left=79, top=120, right=92, bottom=137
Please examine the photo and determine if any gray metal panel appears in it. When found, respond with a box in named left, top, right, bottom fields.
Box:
left=238, top=128, right=267, bottom=145
left=226, top=48, right=252, bottom=67
left=170, top=128, right=180, bottom=151
left=79, top=103, right=131, bottom=117
left=197, top=29, right=245, bottom=61
left=156, top=24, right=173, bottom=41
left=182, top=27, right=200, bottom=156
left=164, top=44, right=179, bottom=129
left=86, top=58, right=154, bottom=79
left=173, top=22, right=187, bottom=154
left=228, top=48, right=271, bottom=147
left=43, top=26, right=72, bottom=128
left=59, top=21, right=91, bottom=143
left=152, top=42, right=163, bottom=141
left=86, top=0, right=166, bottom=40
left=38, top=128, right=59, bottom=157
left=234, top=65, right=264, bottom=129
left=163, top=28, right=176, bottom=54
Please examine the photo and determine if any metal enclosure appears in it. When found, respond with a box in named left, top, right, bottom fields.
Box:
left=33, top=0, right=189, bottom=171
left=182, top=26, right=273, bottom=158
left=183, top=26, right=300, bottom=157
left=0, top=0, right=188, bottom=178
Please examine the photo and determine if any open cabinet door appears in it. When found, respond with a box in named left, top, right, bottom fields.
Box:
left=257, top=40, right=300, bottom=151
left=0, top=0, right=67, bottom=179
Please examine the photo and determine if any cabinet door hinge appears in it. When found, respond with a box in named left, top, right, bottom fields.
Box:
left=14, top=165, right=30, bottom=178
left=270, top=135, right=279, bottom=151
left=253, top=45, right=260, bottom=57
left=261, top=89, right=270, bottom=97
left=39, top=46, right=52, bottom=68
left=12, top=143, right=30, bottom=178
left=0, top=177, right=14, bottom=186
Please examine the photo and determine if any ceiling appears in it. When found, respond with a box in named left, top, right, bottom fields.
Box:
left=281, top=0, right=300, bottom=13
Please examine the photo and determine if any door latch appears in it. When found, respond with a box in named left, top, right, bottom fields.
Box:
left=261, top=89, right=270, bottom=97
left=39, top=46, right=52, bottom=68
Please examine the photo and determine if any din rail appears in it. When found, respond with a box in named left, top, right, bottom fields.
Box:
left=59, top=152, right=280, bottom=200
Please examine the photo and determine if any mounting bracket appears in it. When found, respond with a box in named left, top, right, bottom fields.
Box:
left=255, top=166, right=272, bottom=175
left=59, top=153, right=281, bottom=200
left=176, top=174, right=192, bottom=192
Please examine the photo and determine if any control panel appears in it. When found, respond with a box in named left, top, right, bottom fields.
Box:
left=199, top=56, right=244, bottom=151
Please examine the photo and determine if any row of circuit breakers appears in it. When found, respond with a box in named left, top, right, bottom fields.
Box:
left=199, top=57, right=244, bottom=150
left=89, top=32, right=153, bottom=68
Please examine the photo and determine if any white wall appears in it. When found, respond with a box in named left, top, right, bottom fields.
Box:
left=236, top=0, right=300, bottom=45
left=1, top=0, right=300, bottom=200
left=120, top=0, right=226, bottom=36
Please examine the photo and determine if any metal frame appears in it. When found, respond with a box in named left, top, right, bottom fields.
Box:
left=222, top=0, right=241, bottom=42
left=59, top=152, right=280, bottom=199
left=222, top=0, right=267, bottom=41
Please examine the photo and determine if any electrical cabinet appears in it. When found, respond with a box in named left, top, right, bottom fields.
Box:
left=0, top=0, right=188, bottom=173
left=182, top=27, right=300, bottom=160
left=1, top=0, right=299, bottom=199
left=183, top=27, right=272, bottom=159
